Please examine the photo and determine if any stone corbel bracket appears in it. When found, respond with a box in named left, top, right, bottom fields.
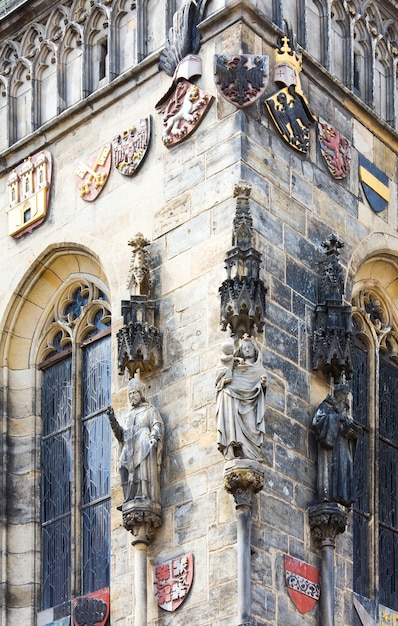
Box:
left=117, top=233, right=162, bottom=378
left=219, top=181, right=267, bottom=338
left=312, top=233, right=353, bottom=384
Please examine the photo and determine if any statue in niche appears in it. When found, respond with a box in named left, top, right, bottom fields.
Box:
left=312, top=383, right=358, bottom=507
left=216, top=337, right=267, bottom=460
left=107, top=378, right=163, bottom=505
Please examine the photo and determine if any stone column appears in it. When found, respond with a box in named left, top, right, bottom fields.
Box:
left=123, top=501, right=162, bottom=626
left=224, top=459, right=264, bottom=626
left=308, top=502, right=348, bottom=626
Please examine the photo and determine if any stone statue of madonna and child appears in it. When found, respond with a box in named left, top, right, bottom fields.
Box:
left=215, top=336, right=267, bottom=461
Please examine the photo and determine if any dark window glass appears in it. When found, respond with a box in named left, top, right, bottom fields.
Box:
left=379, top=358, right=398, bottom=610
left=41, top=357, right=72, bottom=609
left=82, top=335, right=111, bottom=594
left=352, top=342, right=370, bottom=597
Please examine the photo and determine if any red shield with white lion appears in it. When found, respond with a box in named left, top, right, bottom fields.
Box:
left=284, top=555, right=320, bottom=614
left=155, top=80, right=213, bottom=147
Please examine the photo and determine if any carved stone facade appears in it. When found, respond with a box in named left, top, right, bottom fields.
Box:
left=1, top=1, right=398, bottom=626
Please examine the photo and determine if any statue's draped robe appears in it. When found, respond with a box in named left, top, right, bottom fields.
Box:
left=216, top=353, right=266, bottom=460
left=313, top=398, right=356, bottom=506
left=119, top=402, right=163, bottom=502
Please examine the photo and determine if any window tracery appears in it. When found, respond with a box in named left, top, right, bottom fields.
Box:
left=39, top=279, right=111, bottom=612
left=352, top=283, right=398, bottom=612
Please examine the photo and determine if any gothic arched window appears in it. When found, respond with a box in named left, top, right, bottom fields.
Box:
left=39, top=281, right=111, bottom=613
left=352, top=279, right=398, bottom=614
left=36, top=44, right=58, bottom=126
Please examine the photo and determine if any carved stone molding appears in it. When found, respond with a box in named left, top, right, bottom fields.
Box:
left=122, top=500, right=162, bottom=545
left=223, top=459, right=264, bottom=507
left=219, top=181, right=267, bottom=338
left=308, top=502, right=348, bottom=548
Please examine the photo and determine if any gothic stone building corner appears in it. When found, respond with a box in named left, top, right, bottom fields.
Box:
left=0, top=1, right=397, bottom=625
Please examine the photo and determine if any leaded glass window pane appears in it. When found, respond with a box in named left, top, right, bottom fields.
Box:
left=42, top=517, right=71, bottom=609
left=82, top=334, right=111, bottom=594
left=42, top=358, right=72, bottom=436
left=379, top=357, right=398, bottom=609
left=41, top=356, right=72, bottom=610
left=82, top=500, right=111, bottom=595
left=352, top=342, right=370, bottom=597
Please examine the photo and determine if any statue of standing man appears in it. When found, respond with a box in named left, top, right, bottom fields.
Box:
left=107, top=378, right=163, bottom=506
left=313, top=383, right=357, bottom=507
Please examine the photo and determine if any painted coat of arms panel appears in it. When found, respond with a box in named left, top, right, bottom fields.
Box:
left=7, top=150, right=52, bottom=237
left=214, top=54, right=269, bottom=108
left=284, top=555, right=320, bottom=614
left=318, top=119, right=351, bottom=179
left=156, top=80, right=213, bottom=147
left=75, top=144, right=111, bottom=201
left=153, top=553, right=194, bottom=611
left=112, top=117, right=151, bottom=176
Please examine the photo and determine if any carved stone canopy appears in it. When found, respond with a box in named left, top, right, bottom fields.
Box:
left=117, top=234, right=162, bottom=377
left=219, top=182, right=267, bottom=338
left=313, top=234, right=353, bottom=384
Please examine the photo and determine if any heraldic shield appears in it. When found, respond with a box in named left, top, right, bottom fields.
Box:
left=265, top=87, right=316, bottom=153
left=153, top=553, right=194, bottom=611
left=156, top=80, right=213, bottom=147
left=318, top=118, right=351, bottom=180
left=112, top=117, right=151, bottom=176
left=75, top=144, right=111, bottom=201
left=214, top=54, right=269, bottom=108
left=284, top=555, right=320, bottom=614
left=359, top=153, right=390, bottom=213
left=73, top=588, right=110, bottom=626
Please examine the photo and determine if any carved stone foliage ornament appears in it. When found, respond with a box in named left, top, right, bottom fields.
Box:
left=7, top=150, right=52, bottom=237
left=112, top=117, right=151, bottom=176
left=117, top=233, right=162, bottom=377
left=359, top=153, right=390, bottom=213
left=75, top=144, right=111, bottom=201
left=318, top=119, right=351, bottom=179
left=73, top=588, right=110, bottom=626
left=265, top=32, right=316, bottom=153
left=156, top=79, right=213, bottom=147
left=284, top=555, right=320, bottom=615
left=313, top=234, right=353, bottom=384
left=214, top=54, right=269, bottom=108
left=219, top=181, right=267, bottom=338
left=153, top=554, right=194, bottom=611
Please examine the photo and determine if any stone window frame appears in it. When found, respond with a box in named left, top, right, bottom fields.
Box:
left=37, top=277, right=112, bottom=613
left=351, top=270, right=398, bottom=612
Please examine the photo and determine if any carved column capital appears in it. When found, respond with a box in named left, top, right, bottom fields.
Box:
left=308, top=502, right=348, bottom=548
left=122, top=500, right=162, bottom=545
left=223, top=459, right=264, bottom=507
